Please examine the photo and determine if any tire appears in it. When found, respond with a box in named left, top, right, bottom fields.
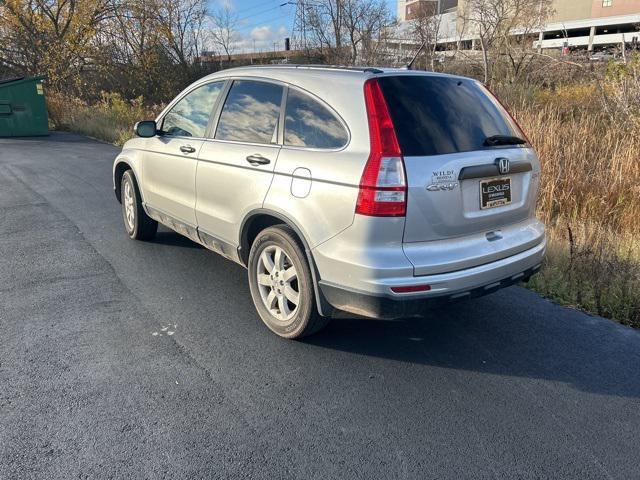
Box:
left=120, top=170, right=158, bottom=241
left=248, top=225, right=329, bottom=339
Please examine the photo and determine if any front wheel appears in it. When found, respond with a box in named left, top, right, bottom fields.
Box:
left=248, top=225, right=329, bottom=339
left=121, top=170, right=158, bottom=241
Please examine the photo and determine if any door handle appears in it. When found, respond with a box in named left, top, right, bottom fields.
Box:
left=180, top=145, right=196, bottom=154
left=246, top=154, right=271, bottom=166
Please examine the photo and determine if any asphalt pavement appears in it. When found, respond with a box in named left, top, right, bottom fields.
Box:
left=1, top=132, right=639, bottom=479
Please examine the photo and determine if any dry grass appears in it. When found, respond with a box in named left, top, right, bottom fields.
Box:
left=528, top=222, right=640, bottom=328
left=515, top=92, right=640, bottom=236
left=502, top=60, right=640, bottom=326
left=48, top=91, right=163, bottom=146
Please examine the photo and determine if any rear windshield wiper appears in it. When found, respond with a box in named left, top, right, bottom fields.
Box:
left=484, top=135, right=527, bottom=147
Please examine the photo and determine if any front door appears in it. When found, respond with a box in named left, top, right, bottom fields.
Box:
left=143, top=81, right=225, bottom=226
left=195, top=79, right=284, bottom=245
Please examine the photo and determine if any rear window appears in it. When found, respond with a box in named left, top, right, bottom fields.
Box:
left=377, top=76, right=524, bottom=157
left=215, top=80, right=283, bottom=144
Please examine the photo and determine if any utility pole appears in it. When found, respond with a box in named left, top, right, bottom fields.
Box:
left=292, top=0, right=309, bottom=52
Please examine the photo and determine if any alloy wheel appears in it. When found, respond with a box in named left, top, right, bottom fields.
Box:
left=123, top=179, right=135, bottom=231
left=256, top=245, right=300, bottom=322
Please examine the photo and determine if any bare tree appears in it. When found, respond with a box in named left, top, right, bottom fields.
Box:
left=409, top=1, right=442, bottom=71
left=157, top=0, right=207, bottom=68
left=208, top=3, right=238, bottom=62
left=94, top=0, right=169, bottom=97
left=302, top=0, right=344, bottom=62
left=300, top=0, right=392, bottom=65
left=460, top=0, right=554, bottom=84
left=502, top=0, right=554, bottom=82
left=459, top=0, right=504, bottom=83
left=342, top=0, right=391, bottom=64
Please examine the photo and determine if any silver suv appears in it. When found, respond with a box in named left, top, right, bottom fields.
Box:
left=113, top=66, right=546, bottom=338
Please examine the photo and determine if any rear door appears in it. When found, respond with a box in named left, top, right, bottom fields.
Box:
left=195, top=79, right=284, bottom=245
left=377, top=75, right=540, bottom=244
left=263, top=86, right=354, bottom=249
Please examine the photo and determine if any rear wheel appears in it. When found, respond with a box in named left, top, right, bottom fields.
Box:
left=248, top=225, right=329, bottom=339
left=121, top=170, right=157, bottom=241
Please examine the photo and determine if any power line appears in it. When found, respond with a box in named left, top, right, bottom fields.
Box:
left=233, top=0, right=282, bottom=16
left=236, top=5, right=296, bottom=32
left=237, top=4, right=286, bottom=23
left=238, top=13, right=293, bottom=32
left=209, top=1, right=288, bottom=24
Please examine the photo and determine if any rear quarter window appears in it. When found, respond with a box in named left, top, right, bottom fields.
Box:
left=377, top=76, right=523, bottom=156
left=284, top=89, right=348, bottom=149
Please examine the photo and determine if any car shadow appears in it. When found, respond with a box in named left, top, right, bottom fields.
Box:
left=149, top=230, right=640, bottom=399
left=303, top=288, right=640, bottom=399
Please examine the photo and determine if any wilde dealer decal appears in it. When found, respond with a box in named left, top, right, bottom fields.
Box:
left=427, top=169, right=458, bottom=191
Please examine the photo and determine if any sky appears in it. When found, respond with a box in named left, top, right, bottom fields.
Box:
left=210, top=0, right=397, bottom=54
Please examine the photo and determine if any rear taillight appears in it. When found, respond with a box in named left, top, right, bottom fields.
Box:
left=356, top=79, right=407, bottom=217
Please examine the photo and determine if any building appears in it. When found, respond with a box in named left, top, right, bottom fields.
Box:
left=395, top=0, right=640, bottom=52
left=536, top=0, right=640, bottom=51
left=397, top=0, right=458, bottom=21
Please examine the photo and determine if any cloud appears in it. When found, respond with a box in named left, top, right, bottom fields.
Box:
left=251, top=25, right=273, bottom=42
left=216, top=82, right=282, bottom=143
left=229, top=24, right=290, bottom=52
left=213, top=0, right=235, bottom=9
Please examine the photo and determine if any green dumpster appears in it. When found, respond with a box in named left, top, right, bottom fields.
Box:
left=0, top=76, right=49, bottom=137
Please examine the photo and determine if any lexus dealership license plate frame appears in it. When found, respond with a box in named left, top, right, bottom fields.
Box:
left=480, top=177, right=512, bottom=209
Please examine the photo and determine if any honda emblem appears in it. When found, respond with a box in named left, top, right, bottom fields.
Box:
left=496, top=158, right=510, bottom=175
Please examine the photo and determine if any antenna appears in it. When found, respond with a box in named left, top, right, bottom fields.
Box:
left=406, top=40, right=427, bottom=70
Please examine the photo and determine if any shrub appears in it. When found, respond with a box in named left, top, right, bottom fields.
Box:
left=48, top=91, right=163, bottom=145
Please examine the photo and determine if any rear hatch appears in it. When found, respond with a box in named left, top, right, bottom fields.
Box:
left=377, top=74, right=543, bottom=274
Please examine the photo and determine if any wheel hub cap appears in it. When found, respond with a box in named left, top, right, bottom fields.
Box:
left=256, top=245, right=300, bottom=322
left=123, top=181, right=135, bottom=230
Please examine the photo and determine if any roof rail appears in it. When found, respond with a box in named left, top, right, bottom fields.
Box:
left=227, top=64, right=384, bottom=74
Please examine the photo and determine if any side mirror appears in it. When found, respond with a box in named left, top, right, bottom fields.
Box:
left=134, top=120, right=157, bottom=138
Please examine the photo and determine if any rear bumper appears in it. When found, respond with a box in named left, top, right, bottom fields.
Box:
left=318, top=238, right=546, bottom=319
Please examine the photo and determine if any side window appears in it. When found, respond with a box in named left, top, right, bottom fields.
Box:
left=284, top=89, right=348, bottom=149
left=161, top=82, right=224, bottom=138
left=215, top=80, right=283, bottom=144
